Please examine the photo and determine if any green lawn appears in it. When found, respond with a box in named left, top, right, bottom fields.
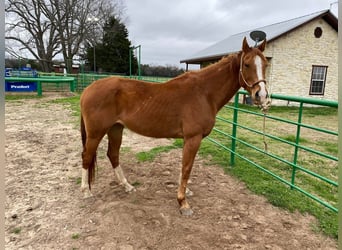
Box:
left=200, top=104, right=338, bottom=238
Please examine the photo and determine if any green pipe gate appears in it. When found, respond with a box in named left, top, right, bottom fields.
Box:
left=5, top=76, right=76, bottom=96
left=207, top=90, right=338, bottom=213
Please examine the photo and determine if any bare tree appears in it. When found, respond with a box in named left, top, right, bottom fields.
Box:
left=5, top=0, right=125, bottom=72
left=43, top=0, right=92, bottom=72
left=5, top=0, right=60, bottom=71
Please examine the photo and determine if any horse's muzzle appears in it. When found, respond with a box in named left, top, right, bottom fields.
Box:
left=253, top=87, right=271, bottom=112
left=254, top=94, right=271, bottom=112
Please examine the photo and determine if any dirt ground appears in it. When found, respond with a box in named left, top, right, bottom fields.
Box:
left=5, top=96, right=337, bottom=250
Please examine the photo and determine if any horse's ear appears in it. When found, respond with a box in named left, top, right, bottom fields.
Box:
left=242, top=37, right=251, bottom=53
left=258, top=39, right=267, bottom=52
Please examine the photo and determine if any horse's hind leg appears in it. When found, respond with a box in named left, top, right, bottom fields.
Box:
left=107, top=124, right=135, bottom=192
left=81, top=137, right=102, bottom=198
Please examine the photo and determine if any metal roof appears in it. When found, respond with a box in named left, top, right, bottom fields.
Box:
left=180, top=10, right=337, bottom=64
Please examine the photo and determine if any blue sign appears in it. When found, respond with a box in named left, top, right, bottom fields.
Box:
left=5, top=82, right=37, bottom=92
left=5, top=67, right=38, bottom=92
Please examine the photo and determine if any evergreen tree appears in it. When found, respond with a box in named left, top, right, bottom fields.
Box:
left=87, top=16, right=137, bottom=74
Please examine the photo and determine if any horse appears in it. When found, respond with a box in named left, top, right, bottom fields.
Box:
left=80, top=37, right=270, bottom=216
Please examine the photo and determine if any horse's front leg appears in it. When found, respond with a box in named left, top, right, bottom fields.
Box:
left=178, top=173, right=193, bottom=196
left=177, top=135, right=202, bottom=216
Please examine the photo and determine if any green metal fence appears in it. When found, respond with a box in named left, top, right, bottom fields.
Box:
left=38, top=72, right=114, bottom=92
left=207, top=90, right=338, bottom=213
left=37, top=73, right=171, bottom=92
left=5, top=74, right=337, bottom=213
left=5, top=76, right=76, bottom=96
left=5, top=73, right=171, bottom=95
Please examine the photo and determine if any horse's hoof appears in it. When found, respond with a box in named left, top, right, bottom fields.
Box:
left=180, top=207, right=193, bottom=216
left=185, top=188, right=193, bottom=197
left=82, top=191, right=93, bottom=199
left=125, top=184, right=136, bottom=193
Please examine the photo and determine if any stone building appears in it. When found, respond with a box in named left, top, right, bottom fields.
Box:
left=180, top=10, right=338, bottom=104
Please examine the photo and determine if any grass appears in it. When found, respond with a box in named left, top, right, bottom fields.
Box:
left=320, top=141, right=338, bottom=155
left=11, top=227, right=21, bottom=234
left=135, top=139, right=183, bottom=162
left=280, top=135, right=309, bottom=143
left=5, top=94, right=42, bottom=101
left=20, top=95, right=337, bottom=239
left=71, top=233, right=80, bottom=239
left=199, top=139, right=337, bottom=238
left=75, top=177, right=82, bottom=185
left=200, top=104, right=338, bottom=238
left=132, top=181, right=142, bottom=187
left=48, top=95, right=81, bottom=118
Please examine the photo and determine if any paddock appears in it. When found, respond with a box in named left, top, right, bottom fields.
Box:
left=5, top=96, right=337, bottom=249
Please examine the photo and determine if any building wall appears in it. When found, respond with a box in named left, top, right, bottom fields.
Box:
left=264, top=18, right=338, bottom=105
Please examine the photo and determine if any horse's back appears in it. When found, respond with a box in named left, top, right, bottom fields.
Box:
left=80, top=77, right=178, bottom=135
left=81, top=77, right=155, bottom=111
left=82, top=77, right=150, bottom=100
left=80, top=76, right=215, bottom=139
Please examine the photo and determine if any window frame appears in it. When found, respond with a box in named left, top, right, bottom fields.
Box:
left=309, top=65, right=328, bottom=96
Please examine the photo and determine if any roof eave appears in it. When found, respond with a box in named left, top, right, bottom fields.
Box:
left=180, top=10, right=338, bottom=65
left=267, top=10, right=338, bottom=43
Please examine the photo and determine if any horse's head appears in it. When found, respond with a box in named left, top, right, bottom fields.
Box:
left=239, top=37, right=270, bottom=111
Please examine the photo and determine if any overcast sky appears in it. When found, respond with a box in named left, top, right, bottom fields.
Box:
left=125, top=0, right=338, bottom=69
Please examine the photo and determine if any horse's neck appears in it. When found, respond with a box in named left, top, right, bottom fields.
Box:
left=196, top=54, right=241, bottom=112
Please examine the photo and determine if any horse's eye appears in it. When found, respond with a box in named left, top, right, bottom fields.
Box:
left=244, top=64, right=249, bottom=68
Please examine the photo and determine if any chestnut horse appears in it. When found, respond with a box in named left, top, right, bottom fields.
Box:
left=80, top=37, right=270, bottom=215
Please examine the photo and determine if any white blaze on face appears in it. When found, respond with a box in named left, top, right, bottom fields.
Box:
left=254, top=56, right=267, bottom=100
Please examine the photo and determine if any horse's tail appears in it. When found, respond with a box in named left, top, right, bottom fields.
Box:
left=81, top=113, right=87, bottom=148
left=80, top=114, right=96, bottom=189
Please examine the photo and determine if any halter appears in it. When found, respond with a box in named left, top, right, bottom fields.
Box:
left=239, top=52, right=270, bottom=151
left=239, top=52, right=267, bottom=89
left=243, top=31, right=270, bottom=151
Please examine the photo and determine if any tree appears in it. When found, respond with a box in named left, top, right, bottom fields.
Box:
left=5, top=0, right=125, bottom=72
left=45, top=0, right=124, bottom=73
left=5, top=0, right=60, bottom=72
left=140, top=64, right=185, bottom=77
left=87, top=16, right=136, bottom=75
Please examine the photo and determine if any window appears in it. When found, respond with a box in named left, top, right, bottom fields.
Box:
left=310, top=65, right=327, bottom=95
left=314, top=27, right=322, bottom=38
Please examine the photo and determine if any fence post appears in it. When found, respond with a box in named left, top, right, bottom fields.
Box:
left=138, top=45, right=141, bottom=79
left=129, top=48, right=132, bottom=78
left=70, top=79, right=76, bottom=92
left=291, top=102, right=303, bottom=188
left=230, top=93, right=239, bottom=166
left=37, top=81, right=42, bottom=96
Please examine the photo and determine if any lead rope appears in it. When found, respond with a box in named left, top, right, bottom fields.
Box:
left=240, top=51, right=271, bottom=152
left=262, top=111, right=268, bottom=152
left=261, top=87, right=271, bottom=152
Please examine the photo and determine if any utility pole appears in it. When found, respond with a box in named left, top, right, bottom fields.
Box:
left=87, top=16, right=99, bottom=73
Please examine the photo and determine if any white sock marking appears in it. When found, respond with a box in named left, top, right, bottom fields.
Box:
left=114, top=165, right=135, bottom=192
left=81, top=168, right=92, bottom=197
left=81, top=168, right=88, bottom=190
left=179, top=172, right=193, bottom=196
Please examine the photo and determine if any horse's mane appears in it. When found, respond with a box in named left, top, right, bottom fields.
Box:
left=200, top=52, right=241, bottom=73
left=169, top=51, right=242, bottom=84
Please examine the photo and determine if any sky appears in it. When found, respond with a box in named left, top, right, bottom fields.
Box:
left=124, top=0, right=338, bottom=69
